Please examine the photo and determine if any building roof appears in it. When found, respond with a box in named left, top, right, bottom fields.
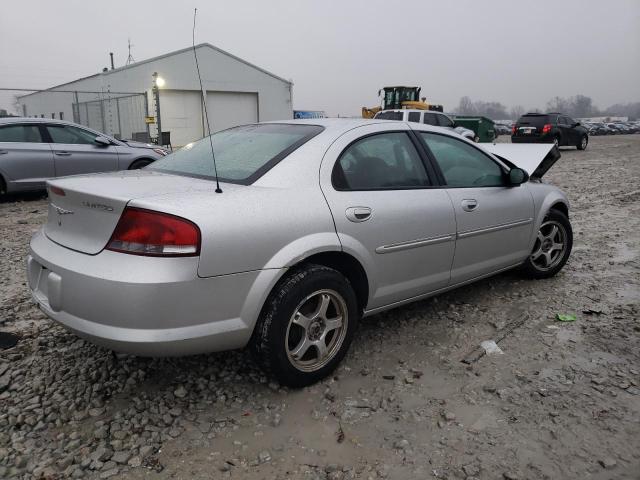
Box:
left=19, top=43, right=292, bottom=99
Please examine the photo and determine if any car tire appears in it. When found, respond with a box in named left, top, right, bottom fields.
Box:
left=129, top=159, right=152, bottom=169
left=0, top=176, right=6, bottom=196
left=577, top=135, right=588, bottom=150
left=553, top=136, right=560, bottom=148
left=473, top=135, right=480, bottom=143
left=251, top=264, right=359, bottom=387
left=521, top=209, right=572, bottom=279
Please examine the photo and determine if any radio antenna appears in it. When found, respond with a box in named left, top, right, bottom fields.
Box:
left=192, top=8, right=222, bottom=193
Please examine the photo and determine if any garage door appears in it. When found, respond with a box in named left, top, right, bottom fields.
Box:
left=159, top=90, right=204, bottom=147
left=206, top=92, right=258, bottom=132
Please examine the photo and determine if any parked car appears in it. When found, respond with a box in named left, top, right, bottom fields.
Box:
left=495, top=124, right=512, bottom=136
left=28, top=119, right=572, bottom=387
left=0, top=118, right=169, bottom=195
left=512, top=113, right=589, bottom=150
left=374, top=109, right=476, bottom=141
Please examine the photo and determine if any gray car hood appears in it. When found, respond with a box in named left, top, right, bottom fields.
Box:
left=480, top=143, right=561, bottom=179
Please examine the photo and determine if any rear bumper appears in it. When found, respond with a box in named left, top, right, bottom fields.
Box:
left=27, top=228, right=282, bottom=356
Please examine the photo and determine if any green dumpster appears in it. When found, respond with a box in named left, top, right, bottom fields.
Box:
left=453, top=115, right=496, bottom=143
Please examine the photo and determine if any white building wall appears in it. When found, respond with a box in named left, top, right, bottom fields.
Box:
left=18, top=44, right=293, bottom=146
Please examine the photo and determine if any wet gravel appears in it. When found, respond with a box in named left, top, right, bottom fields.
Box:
left=0, top=134, right=639, bottom=479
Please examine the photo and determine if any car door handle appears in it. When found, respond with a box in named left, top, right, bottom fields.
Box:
left=55, top=151, right=71, bottom=156
left=345, top=207, right=372, bottom=222
left=461, top=199, right=478, bottom=212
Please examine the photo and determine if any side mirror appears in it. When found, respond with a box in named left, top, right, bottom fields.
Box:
left=573, top=122, right=581, bottom=127
left=509, top=167, right=529, bottom=186
left=94, top=136, right=111, bottom=146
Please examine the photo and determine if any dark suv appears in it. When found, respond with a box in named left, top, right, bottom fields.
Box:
left=512, top=113, right=589, bottom=150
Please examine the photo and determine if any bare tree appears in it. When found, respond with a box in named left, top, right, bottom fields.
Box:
left=456, top=96, right=476, bottom=115
left=509, top=105, right=525, bottom=120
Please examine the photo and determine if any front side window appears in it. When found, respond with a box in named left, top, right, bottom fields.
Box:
left=47, top=125, right=98, bottom=144
left=436, top=114, right=454, bottom=128
left=408, top=112, right=421, bottom=123
left=423, top=112, right=438, bottom=126
left=149, top=124, right=323, bottom=184
left=420, top=132, right=505, bottom=187
left=0, top=124, right=43, bottom=143
left=333, top=132, right=430, bottom=190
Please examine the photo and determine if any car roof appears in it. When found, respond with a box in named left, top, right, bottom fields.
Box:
left=267, top=117, right=455, bottom=137
left=376, top=109, right=444, bottom=114
left=0, top=117, right=85, bottom=128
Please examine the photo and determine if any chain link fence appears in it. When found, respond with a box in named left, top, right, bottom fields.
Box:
left=1, top=88, right=151, bottom=142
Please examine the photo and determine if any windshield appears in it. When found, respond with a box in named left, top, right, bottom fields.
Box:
left=148, top=124, right=323, bottom=184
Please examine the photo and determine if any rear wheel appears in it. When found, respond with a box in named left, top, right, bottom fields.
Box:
left=553, top=136, right=560, bottom=148
left=577, top=135, right=588, bottom=150
left=0, top=176, right=5, bottom=196
left=521, top=209, right=572, bottom=279
left=251, top=264, right=358, bottom=387
left=129, top=159, right=152, bottom=170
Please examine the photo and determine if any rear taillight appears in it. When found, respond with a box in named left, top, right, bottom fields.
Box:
left=106, top=207, right=200, bottom=256
left=50, top=186, right=66, bottom=196
left=511, top=125, right=517, bottom=134
left=542, top=124, right=552, bottom=134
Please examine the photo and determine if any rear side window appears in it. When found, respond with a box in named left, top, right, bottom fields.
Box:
left=149, top=124, right=323, bottom=184
left=517, top=115, right=550, bottom=127
left=47, top=125, right=98, bottom=144
left=333, top=132, right=430, bottom=190
left=420, top=132, right=505, bottom=187
left=408, top=112, right=421, bottom=123
left=423, top=112, right=438, bottom=126
left=436, top=114, right=454, bottom=128
left=0, top=124, right=43, bottom=143
left=375, top=111, right=403, bottom=121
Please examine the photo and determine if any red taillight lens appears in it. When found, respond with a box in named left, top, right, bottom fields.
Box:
left=50, top=186, right=66, bottom=196
left=106, top=207, right=200, bottom=256
left=542, top=123, right=552, bottom=134
left=511, top=125, right=517, bottom=134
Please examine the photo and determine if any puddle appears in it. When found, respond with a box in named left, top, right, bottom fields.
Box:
left=0, top=332, right=20, bottom=349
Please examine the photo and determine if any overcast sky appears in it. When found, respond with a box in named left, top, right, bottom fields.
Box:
left=1, top=0, right=639, bottom=116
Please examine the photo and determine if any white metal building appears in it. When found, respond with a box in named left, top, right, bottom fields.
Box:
left=18, top=44, right=293, bottom=147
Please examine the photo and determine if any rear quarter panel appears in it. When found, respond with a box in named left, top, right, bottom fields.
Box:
left=129, top=184, right=340, bottom=278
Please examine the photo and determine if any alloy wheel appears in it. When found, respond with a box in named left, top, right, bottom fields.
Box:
left=530, top=220, right=567, bottom=271
left=285, top=289, right=348, bottom=372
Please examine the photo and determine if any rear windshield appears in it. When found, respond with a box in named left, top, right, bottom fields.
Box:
left=148, top=124, right=323, bottom=184
left=375, top=111, right=403, bottom=121
left=517, top=114, right=550, bottom=126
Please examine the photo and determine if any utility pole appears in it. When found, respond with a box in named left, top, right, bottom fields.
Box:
left=152, top=72, right=162, bottom=145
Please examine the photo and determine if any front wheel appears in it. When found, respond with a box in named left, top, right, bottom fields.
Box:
left=577, top=135, right=588, bottom=150
left=251, top=264, right=358, bottom=387
left=521, top=209, right=572, bottom=279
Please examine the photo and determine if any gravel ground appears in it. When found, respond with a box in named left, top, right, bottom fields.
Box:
left=0, top=135, right=639, bottom=480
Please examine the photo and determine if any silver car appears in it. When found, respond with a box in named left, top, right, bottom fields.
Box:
left=27, top=119, right=572, bottom=387
left=0, top=117, right=168, bottom=195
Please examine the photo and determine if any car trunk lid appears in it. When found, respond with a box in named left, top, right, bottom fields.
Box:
left=514, top=114, right=550, bottom=137
left=44, top=170, right=215, bottom=255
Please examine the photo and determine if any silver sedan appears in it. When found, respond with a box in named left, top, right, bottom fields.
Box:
left=0, top=117, right=168, bottom=195
left=27, top=119, right=572, bottom=386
